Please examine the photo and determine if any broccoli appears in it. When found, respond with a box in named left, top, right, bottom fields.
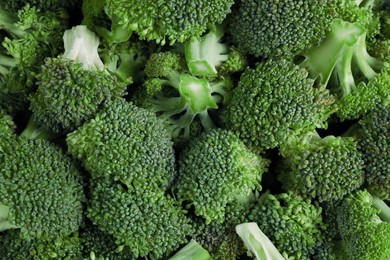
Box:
left=221, top=59, right=336, bottom=151
left=1, top=0, right=80, bottom=12
left=357, top=104, right=390, bottom=200
left=229, top=0, right=331, bottom=57
left=87, top=177, right=193, bottom=259
left=66, top=98, right=176, bottom=191
left=80, top=221, right=135, bottom=260
left=168, top=240, right=211, bottom=260
left=175, top=129, right=269, bottom=223
left=135, top=51, right=230, bottom=142
left=235, top=222, right=285, bottom=260
left=0, top=229, right=81, bottom=259
left=82, top=0, right=234, bottom=45
left=336, top=189, right=390, bottom=259
left=278, top=131, right=365, bottom=202
left=0, top=116, right=84, bottom=239
left=248, top=191, right=327, bottom=260
left=29, top=25, right=127, bottom=134
left=299, top=18, right=389, bottom=120
left=0, top=4, right=68, bottom=114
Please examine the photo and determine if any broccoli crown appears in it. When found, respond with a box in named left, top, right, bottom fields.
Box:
left=30, top=57, right=126, bottom=133
left=176, top=129, right=268, bottom=223
left=87, top=177, right=193, bottom=258
left=357, top=104, right=390, bottom=199
left=219, top=48, right=247, bottom=75
left=221, top=59, right=336, bottom=151
left=80, top=222, right=135, bottom=260
left=248, top=192, right=326, bottom=260
left=336, top=190, right=390, bottom=259
left=66, top=99, right=176, bottom=192
left=279, top=133, right=365, bottom=202
left=0, top=229, right=81, bottom=260
left=0, top=138, right=83, bottom=239
left=2, top=0, right=79, bottom=12
left=229, top=0, right=331, bottom=57
left=144, top=51, right=187, bottom=78
left=103, top=0, right=234, bottom=44
left=0, top=110, right=15, bottom=140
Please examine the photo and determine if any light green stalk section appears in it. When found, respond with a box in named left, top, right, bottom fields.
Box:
left=168, top=240, right=211, bottom=260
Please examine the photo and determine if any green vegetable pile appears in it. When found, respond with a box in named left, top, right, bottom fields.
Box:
left=0, top=0, right=389, bottom=259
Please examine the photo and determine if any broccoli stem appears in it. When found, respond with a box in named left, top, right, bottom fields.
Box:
left=168, top=240, right=211, bottom=260
left=20, top=116, right=52, bottom=140
left=0, top=205, right=18, bottom=231
left=372, top=197, right=390, bottom=222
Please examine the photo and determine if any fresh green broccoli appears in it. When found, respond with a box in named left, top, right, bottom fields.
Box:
left=82, top=0, right=234, bottom=45
left=356, top=104, right=390, bottom=200
left=221, top=59, right=336, bottom=151
left=192, top=195, right=256, bottom=259
left=1, top=0, right=80, bottom=12
left=30, top=25, right=127, bottom=134
left=299, top=18, right=389, bottom=120
left=229, top=0, right=331, bottom=57
left=235, top=222, right=285, bottom=260
left=80, top=221, right=135, bottom=260
left=176, top=129, right=269, bottom=223
left=278, top=131, right=365, bottom=202
left=0, top=109, right=16, bottom=141
left=0, top=229, right=81, bottom=259
left=0, top=118, right=84, bottom=239
left=135, top=51, right=230, bottom=142
left=337, top=189, right=390, bottom=259
left=248, top=191, right=327, bottom=260
left=87, top=177, right=193, bottom=259
left=168, top=240, right=211, bottom=260
left=0, top=4, right=68, bottom=114
left=66, top=98, right=176, bottom=191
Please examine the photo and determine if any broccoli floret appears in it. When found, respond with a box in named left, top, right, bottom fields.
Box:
left=169, top=240, right=211, bottom=260
left=0, top=109, right=16, bottom=141
left=229, top=0, right=331, bottom=57
left=87, top=177, right=193, bottom=259
left=337, top=190, right=390, bottom=259
left=356, top=104, right=390, bottom=200
left=80, top=222, right=135, bottom=260
left=83, top=0, right=234, bottom=45
left=221, top=59, right=336, bottom=151
left=235, top=222, right=285, bottom=260
left=1, top=0, right=80, bottom=12
left=0, top=123, right=83, bottom=239
left=299, top=18, right=389, bottom=120
left=248, top=191, right=327, bottom=260
left=219, top=47, right=248, bottom=75
left=0, top=4, right=68, bottom=114
left=0, top=229, right=81, bottom=259
left=176, top=129, right=269, bottom=223
left=66, top=98, right=176, bottom=192
left=184, top=24, right=228, bottom=77
left=279, top=131, right=365, bottom=202
left=137, top=51, right=230, bottom=142
left=30, top=25, right=127, bottom=134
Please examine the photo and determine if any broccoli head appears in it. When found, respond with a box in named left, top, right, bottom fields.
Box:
left=0, top=137, right=83, bottom=239
left=176, top=129, right=269, bottom=223
left=221, top=59, right=336, bottom=151
left=87, top=177, right=193, bottom=258
left=279, top=132, right=365, bottom=202
left=248, top=191, right=327, bottom=260
left=66, top=99, right=176, bottom=192
left=30, top=25, right=127, bottom=134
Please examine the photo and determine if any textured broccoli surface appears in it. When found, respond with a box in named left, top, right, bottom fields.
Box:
left=249, top=192, right=327, bottom=260
left=0, top=137, right=83, bottom=239
left=67, top=98, right=176, bottom=191
left=221, top=59, right=336, bottom=151
left=87, top=177, right=193, bottom=258
left=279, top=132, right=365, bottom=202
left=30, top=26, right=127, bottom=133
left=176, top=129, right=268, bottom=223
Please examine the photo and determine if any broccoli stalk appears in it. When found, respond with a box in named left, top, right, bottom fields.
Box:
left=185, top=25, right=228, bottom=77
left=169, top=240, right=211, bottom=260
left=235, top=223, right=285, bottom=260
